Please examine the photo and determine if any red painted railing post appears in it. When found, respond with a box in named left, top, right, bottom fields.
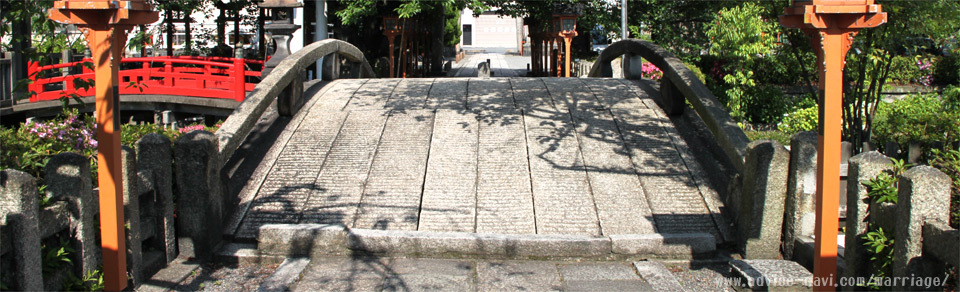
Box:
left=234, top=58, right=245, bottom=101
left=164, top=60, right=173, bottom=87
left=27, top=61, right=40, bottom=102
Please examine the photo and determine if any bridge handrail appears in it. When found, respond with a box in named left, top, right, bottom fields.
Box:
left=28, top=56, right=263, bottom=102
left=215, top=38, right=374, bottom=166
left=588, top=39, right=749, bottom=172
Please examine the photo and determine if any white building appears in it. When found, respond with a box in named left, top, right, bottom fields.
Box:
left=460, top=8, right=524, bottom=52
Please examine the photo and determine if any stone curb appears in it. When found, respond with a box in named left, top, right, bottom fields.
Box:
left=257, top=224, right=716, bottom=260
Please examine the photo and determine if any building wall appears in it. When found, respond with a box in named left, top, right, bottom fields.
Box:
left=461, top=9, right=522, bottom=50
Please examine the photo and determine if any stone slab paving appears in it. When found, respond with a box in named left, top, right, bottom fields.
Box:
left=451, top=53, right=529, bottom=77
left=234, top=77, right=727, bottom=242
left=286, top=256, right=710, bottom=292
left=418, top=110, right=479, bottom=233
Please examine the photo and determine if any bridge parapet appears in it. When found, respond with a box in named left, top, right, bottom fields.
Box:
left=591, top=39, right=796, bottom=259
left=589, top=39, right=749, bottom=173
left=215, top=39, right=374, bottom=168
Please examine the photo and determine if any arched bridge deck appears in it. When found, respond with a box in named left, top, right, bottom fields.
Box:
left=230, top=77, right=730, bottom=243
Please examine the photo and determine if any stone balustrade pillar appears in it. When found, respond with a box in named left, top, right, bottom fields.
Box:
left=738, top=140, right=790, bottom=259
left=842, top=151, right=892, bottom=282
left=0, top=170, right=43, bottom=291
left=174, top=131, right=223, bottom=260
left=893, top=166, right=950, bottom=291
left=44, top=153, right=99, bottom=275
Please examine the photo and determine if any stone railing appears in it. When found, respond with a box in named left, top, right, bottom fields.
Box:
left=1, top=133, right=178, bottom=290
left=781, top=133, right=958, bottom=290
left=589, top=39, right=786, bottom=259
left=215, top=38, right=374, bottom=167
left=588, top=38, right=750, bottom=172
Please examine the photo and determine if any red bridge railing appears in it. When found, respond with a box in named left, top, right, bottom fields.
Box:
left=28, top=56, right=264, bottom=103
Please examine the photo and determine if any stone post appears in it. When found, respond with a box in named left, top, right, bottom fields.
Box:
left=478, top=62, right=491, bottom=78
left=842, top=151, right=892, bottom=282
left=782, top=131, right=817, bottom=260
left=0, top=170, right=43, bottom=291
left=277, top=71, right=304, bottom=116
left=121, top=146, right=143, bottom=286
left=322, top=54, right=340, bottom=81
left=44, top=153, right=99, bottom=275
left=893, top=166, right=950, bottom=291
left=738, top=140, right=790, bottom=259
left=136, top=133, right=177, bottom=263
left=174, top=131, right=223, bottom=260
left=658, top=78, right=684, bottom=116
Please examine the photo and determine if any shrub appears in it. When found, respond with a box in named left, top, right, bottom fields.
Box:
left=0, top=109, right=98, bottom=185
left=872, top=93, right=960, bottom=147
left=887, top=55, right=931, bottom=85
left=929, top=148, right=960, bottom=228
left=742, top=85, right=791, bottom=125
left=934, top=53, right=960, bottom=86
left=778, top=106, right=818, bottom=135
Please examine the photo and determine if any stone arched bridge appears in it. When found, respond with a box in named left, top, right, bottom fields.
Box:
left=209, top=39, right=774, bottom=260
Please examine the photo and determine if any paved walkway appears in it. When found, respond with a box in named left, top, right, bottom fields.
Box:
left=229, top=77, right=730, bottom=244
left=450, top=53, right=530, bottom=77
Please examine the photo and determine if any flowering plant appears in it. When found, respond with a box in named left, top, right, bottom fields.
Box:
left=641, top=62, right=663, bottom=80
left=1, top=109, right=99, bottom=193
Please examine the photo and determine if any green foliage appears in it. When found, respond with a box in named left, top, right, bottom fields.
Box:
left=629, top=0, right=734, bottom=62
left=862, top=226, right=895, bottom=289
left=705, top=2, right=781, bottom=123
left=929, top=148, right=960, bottom=228
left=841, top=0, right=960, bottom=152
left=864, top=158, right=911, bottom=205
left=872, top=93, right=960, bottom=147
left=2, top=110, right=218, bottom=209
left=865, top=173, right=899, bottom=204
left=0, top=109, right=98, bottom=189
left=886, top=55, right=935, bottom=86
left=0, top=0, right=88, bottom=102
left=934, top=53, right=960, bottom=86
left=744, top=130, right=791, bottom=145
left=63, top=269, right=105, bottom=292
left=779, top=106, right=818, bottom=135
left=743, top=85, right=791, bottom=125
left=120, top=123, right=179, bottom=147
left=705, top=2, right=777, bottom=60
left=443, top=2, right=462, bottom=47
left=41, top=238, right=74, bottom=277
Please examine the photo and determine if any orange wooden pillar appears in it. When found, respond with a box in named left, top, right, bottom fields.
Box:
left=781, top=1, right=885, bottom=290
left=49, top=1, right=158, bottom=291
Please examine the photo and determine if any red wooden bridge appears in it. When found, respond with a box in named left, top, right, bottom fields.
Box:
left=28, top=56, right=264, bottom=102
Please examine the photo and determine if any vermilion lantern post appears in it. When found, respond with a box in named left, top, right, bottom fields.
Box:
left=557, top=15, right=577, bottom=77
left=382, top=16, right=400, bottom=78
left=780, top=1, right=885, bottom=290
left=48, top=1, right=159, bottom=291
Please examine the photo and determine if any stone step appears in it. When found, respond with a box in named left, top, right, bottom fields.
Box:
left=255, top=223, right=716, bottom=261
left=258, top=255, right=742, bottom=291
left=728, top=259, right=813, bottom=291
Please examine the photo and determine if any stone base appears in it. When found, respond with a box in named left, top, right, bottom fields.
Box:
left=729, top=259, right=812, bottom=291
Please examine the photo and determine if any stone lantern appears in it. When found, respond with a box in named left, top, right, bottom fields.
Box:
left=261, top=0, right=302, bottom=77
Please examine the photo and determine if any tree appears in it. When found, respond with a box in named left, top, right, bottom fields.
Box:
left=1, top=0, right=88, bottom=103
left=842, top=0, right=960, bottom=151
left=705, top=2, right=778, bottom=122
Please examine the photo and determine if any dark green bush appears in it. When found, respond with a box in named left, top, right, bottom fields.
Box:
left=934, top=53, right=960, bottom=86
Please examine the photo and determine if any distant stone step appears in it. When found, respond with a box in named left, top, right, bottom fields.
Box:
left=255, top=223, right=716, bottom=261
